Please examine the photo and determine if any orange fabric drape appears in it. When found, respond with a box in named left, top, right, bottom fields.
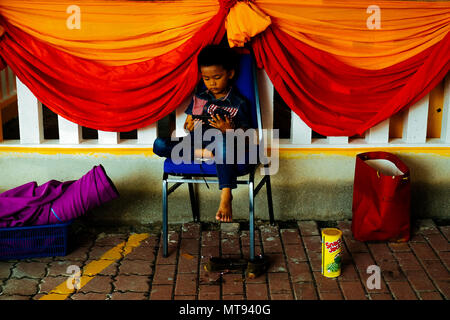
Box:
left=225, top=1, right=271, bottom=48
left=1, top=1, right=448, bottom=69
left=0, top=2, right=229, bottom=131
left=0, top=0, right=449, bottom=134
left=0, top=0, right=219, bottom=65
left=230, top=0, right=450, bottom=69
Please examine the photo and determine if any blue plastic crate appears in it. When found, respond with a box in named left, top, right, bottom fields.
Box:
left=0, top=221, right=72, bottom=260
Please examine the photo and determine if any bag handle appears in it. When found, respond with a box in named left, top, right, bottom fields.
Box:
left=358, top=152, right=410, bottom=178
left=376, top=170, right=409, bottom=181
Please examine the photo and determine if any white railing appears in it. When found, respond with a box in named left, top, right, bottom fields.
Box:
left=0, top=69, right=449, bottom=148
left=256, top=70, right=450, bottom=149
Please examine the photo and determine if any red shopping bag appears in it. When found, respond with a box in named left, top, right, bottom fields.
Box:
left=351, top=152, right=411, bottom=242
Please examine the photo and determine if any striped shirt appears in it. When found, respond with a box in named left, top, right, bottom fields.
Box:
left=185, top=86, right=253, bottom=129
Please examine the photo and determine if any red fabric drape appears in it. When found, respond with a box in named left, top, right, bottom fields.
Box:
left=0, top=11, right=227, bottom=131
left=252, top=27, right=450, bottom=136
left=0, top=2, right=448, bottom=135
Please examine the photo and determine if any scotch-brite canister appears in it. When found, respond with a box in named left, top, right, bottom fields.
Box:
left=321, top=228, right=343, bottom=278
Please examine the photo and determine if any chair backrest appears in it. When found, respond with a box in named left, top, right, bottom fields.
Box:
left=236, top=53, right=263, bottom=145
left=234, top=53, right=263, bottom=144
left=234, top=54, right=258, bottom=128
left=181, top=53, right=263, bottom=142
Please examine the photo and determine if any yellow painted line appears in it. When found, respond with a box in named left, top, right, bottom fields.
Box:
left=0, top=147, right=156, bottom=157
left=278, top=147, right=450, bottom=158
left=39, top=233, right=150, bottom=300
left=1, top=146, right=449, bottom=158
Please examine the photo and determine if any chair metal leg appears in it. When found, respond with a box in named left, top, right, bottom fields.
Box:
left=162, top=178, right=168, bottom=257
left=188, top=182, right=199, bottom=222
left=266, top=175, right=275, bottom=225
left=249, top=180, right=255, bottom=262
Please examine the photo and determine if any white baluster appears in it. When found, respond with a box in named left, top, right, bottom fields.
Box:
left=291, top=111, right=311, bottom=145
left=175, top=96, right=192, bottom=137
left=257, top=69, right=273, bottom=131
left=58, top=115, right=81, bottom=144
left=98, top=131, right=119, bottom=144
left=327, top=136, right=348, bottom=144
left=256, top=69, right=275, bottom=150
left=365, top=119, right=390, bottom=144
left=137, top=122, right=158, bottom=144
left=441, top=76, right=450, bottom=143
left=16, top=78, right=44, bottom=144
left=402, top=94, right=429, bottom=144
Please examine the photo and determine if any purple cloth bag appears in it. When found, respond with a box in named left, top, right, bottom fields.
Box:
left=0, top=165, right=119, bottom=228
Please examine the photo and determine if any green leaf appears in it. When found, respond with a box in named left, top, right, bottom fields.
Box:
left=326, top=262, right=340, bottom=272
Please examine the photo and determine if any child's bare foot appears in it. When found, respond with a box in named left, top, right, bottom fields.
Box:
left=216, top=188, right=233, bottom=222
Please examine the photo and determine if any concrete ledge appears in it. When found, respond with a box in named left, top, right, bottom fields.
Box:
left=0, top=148, right=449, bottom=225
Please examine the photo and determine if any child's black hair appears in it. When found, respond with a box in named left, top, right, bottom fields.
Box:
left=197, top=44, right=239, bottom=72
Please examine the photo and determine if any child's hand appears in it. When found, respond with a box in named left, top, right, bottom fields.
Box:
left=184, top=115, right=203, bottom=132
left=209, top=114, right=234, bottom=133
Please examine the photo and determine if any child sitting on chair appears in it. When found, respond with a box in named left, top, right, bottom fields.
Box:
left=153, top=44, right=253, bottom=223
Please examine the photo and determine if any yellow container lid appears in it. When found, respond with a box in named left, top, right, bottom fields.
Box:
left=321, top=228, right=342, bottom=237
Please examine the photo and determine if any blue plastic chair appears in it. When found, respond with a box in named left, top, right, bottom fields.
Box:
left=161, top=53, right=274, bottom=261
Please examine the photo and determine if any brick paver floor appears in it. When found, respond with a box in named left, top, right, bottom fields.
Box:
left=0, top=219, right=448, bottom=300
